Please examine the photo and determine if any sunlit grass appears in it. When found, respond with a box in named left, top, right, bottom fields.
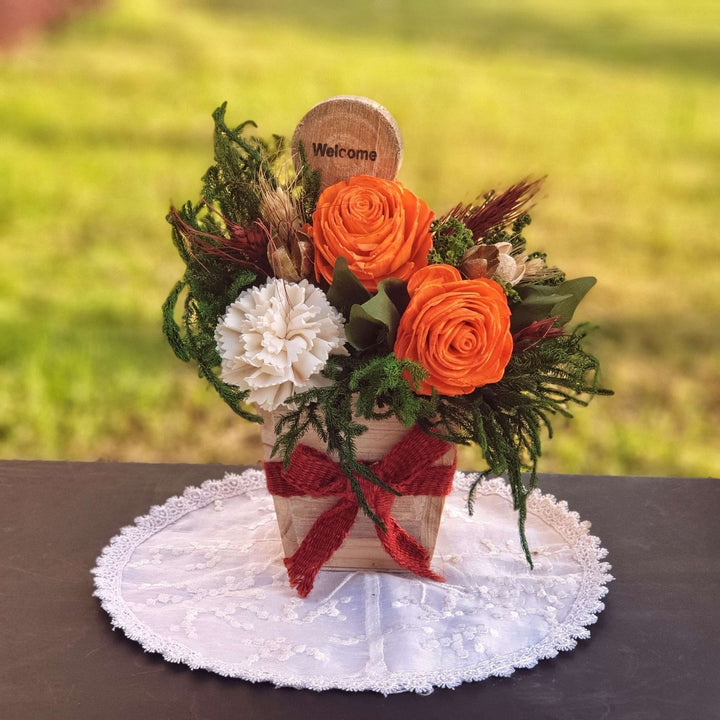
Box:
left=1, top=0, right=719, bottom=478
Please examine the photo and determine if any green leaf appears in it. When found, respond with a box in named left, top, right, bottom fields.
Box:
left=326, top=257, right=371, bottom=319
left=510, top=286, right=570, bottom=331
left=344, top=279, right=408, bottom=351
left=346, top=305, right=390, bottom=350
left=551, top=276, right=597, bottom=325
left=511, top=277, right=596, bottom=331
left=377, top=277, right=410, bottom=317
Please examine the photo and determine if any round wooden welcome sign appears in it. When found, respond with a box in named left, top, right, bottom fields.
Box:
left=291, top=96, right=403, bottom=189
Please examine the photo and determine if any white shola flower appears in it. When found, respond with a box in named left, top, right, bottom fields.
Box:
left=493, top=241, right=526, bottom=286
left=215, top=278, right=347, bottom=411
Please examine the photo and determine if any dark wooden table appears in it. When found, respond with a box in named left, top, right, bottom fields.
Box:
left=1, top=460, right=718, bottom=720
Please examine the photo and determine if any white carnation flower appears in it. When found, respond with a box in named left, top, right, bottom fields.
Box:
left=215, top=278, right=347, bottom=411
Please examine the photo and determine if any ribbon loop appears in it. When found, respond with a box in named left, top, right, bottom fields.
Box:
left=265, top=425, right=456, bottom=597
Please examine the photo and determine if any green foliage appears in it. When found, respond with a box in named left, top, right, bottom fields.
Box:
left=204, top=104, right=283, bottom=225
left=348, top=355, right=431, bottom=424
left=428, top=216, right=474, bottom=266
left=161, top=268, right=261, bottom=423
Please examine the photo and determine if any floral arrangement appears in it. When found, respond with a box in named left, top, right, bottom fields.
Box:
left=163, top=103, right=610, bottom=565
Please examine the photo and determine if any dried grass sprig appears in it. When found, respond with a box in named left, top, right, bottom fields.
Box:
left=441, top=177, right=545, bottom=241
left=167, top=204, right=271, bottom=278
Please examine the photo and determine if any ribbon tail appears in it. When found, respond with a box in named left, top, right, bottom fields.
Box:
left=376, top=519, right=445, bottom=583
left=284, top=498, right=358, bottom=597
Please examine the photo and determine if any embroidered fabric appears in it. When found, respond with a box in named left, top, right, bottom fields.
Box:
left=92, top=470, right=612, bottom=695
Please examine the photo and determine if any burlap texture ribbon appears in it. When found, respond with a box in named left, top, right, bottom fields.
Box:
left=264, top=426, right=456, bottom=597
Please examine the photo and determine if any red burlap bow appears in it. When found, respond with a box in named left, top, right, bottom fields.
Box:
left=264, top=425, right=456, bottom=597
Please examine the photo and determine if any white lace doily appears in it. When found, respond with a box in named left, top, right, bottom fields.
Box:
left=92, top=470, right=612, bottom=695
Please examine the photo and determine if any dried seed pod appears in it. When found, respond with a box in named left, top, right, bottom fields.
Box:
left=459, top=244, right=500, bottom=280
left=292, top=236, right=315, bottom=280
left=268, top=245, right=301, bottom=282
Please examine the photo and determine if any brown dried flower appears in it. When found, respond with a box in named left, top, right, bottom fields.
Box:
left=458, top=244, right=500, bottom=280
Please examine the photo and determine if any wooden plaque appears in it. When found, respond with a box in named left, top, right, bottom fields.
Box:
left=291, top=95, right=403, bottom=189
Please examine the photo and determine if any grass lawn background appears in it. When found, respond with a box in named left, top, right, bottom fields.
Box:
left=1, top=0, right=719, bottom=477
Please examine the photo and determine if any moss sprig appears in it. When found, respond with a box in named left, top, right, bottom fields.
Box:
left=428, top=216, right=474, bottom=266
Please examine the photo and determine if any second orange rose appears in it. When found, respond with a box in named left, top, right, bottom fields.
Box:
left=394, top=264, right=514, bottom=396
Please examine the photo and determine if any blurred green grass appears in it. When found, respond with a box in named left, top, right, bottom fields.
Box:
left=1, top=0, right=719, bottom=476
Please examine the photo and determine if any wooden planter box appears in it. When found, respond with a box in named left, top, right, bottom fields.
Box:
left=261, top=413, right=456, bottom=572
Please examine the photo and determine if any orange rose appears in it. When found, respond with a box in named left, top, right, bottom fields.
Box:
left=394, top=264, right=513, bottom=396
left=310, top=175, right=434, bottom=291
